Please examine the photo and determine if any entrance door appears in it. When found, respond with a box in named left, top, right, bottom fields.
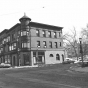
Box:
left=38, top=56, right=42, bottom=63
left=13, top=56, right=15, bottom=66
left=23, top=54, right=29, bottom=65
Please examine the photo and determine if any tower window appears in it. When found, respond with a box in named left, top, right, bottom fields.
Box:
left=21, top=31, right=27, bottom=36
left=22, top=42, right=30, bottom=48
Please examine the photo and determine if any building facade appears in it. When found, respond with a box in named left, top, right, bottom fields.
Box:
left=0, top=14, right=65, bottom=66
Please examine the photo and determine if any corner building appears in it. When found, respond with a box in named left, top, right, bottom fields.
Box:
left=0, top=14, right=65, bottom=66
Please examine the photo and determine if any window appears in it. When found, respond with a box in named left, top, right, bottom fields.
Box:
left=11, top=43, right=17, bottom=50
left=17, top=31, right=20, bottom=37
left=2, top=40, right=4, bottom=44
left=38, top=52, right=44, bottom=55
left=13, top=43, right=16, bottom=50
left=56, top=54, right=60, bottom=60
left=9, top=45, right=12, bottom=51
left=1, top=47, right=3, bottom=52
left=6, top=36, right=10, bottom=42
left=42, top=30, right=46, bottom=37
left=2, top=38, right=6, bottom=44
left=21, top=31, right=26, bottom=36
left=8, top=36, right=10, bottom=42
left=60, top=42, right=62, bottom=47
left=54, top=32, right=57, bottom=38
left=55, top=42, right=57, bottom=48
left=12, top=33, right=16, bottom=40
left=37, top=41, right=40, bottom=47
left=18, top=31, right=20, bottom=35
left=36, top=29, right=40, bottom=37
left=59, top=32, right=61, bottom=37
left=49, top=54, right=53, bottom=57
left=48, top=31, right=51, bottom=38
left=49, top=41, right=52, bottom=48
left=21, top=31, right=29, bottom=36
left=0, top=49, right=1, bottom=53
left=43, top=41, right=46, bottom=48
left=27, top=31, right=29, bottom=36
left=22, top=42, right=30, bottom=48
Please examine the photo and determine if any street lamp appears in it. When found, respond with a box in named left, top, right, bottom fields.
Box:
left=79, top=38, right=84, bottom=67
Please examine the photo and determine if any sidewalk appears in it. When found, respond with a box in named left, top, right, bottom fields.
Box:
left=70, top=66, right=88, bottom=72
left=0, top=65, right=38, bottom=70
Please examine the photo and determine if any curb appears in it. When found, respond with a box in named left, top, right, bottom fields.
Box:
left=0, top=65, right=38, bottom=70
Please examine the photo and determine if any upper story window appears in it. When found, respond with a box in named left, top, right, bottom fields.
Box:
left=6, top=36, right=10, bottom=42
left=1, top=47, right=3, bottom=53
left=21, top=31, right=26, bottom=36
left=12, top=33, right=16, bottom=40
left=21, top=31, right=29, bottom=36
left=59, top=32, right=61, bottom=37
left=2, top=38, right=6, bottom=44
left=2, top=40, right=4, bottom=44
left=9, top=45, right=12, bottom=51
left=36, top=29, right=40, bottom=37
left=37, top=41, right=40, bottom=47
left=48, top=31, right=51, bottom=38
left=18, top=31, right=20, bottom=35
left=49, top=41, right=52, bottom=48
left=0, top=49, right=1, bottom=54
left=43, top=41, right=46, bottom=48
left=17, top=31, right=20, bottom=37
left=54, top=32, right=57, bottom=38
left=42, top=30, right=46, bottom=37
left=22, top=42, right=30, bottom=48
left=12, top=43, right=17, bottom=50
left=55, top=42, right=57, bottom=48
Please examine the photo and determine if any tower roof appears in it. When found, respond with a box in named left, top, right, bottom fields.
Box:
left=19, top=13, right=31, bottom=22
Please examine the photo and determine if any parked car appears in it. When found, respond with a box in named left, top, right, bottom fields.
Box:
left=62, top=58, right=75, bottom=64
left=74, top=59, right=82, bottom=63
left=0, top=63, right=11, bottom=68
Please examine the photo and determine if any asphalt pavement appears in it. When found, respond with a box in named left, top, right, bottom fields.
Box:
left=0, top=64, right=88, bottom=88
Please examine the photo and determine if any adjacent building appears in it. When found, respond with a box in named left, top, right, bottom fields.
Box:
left=0, top=14, right=65, bottom=66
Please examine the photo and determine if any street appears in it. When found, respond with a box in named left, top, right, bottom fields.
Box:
left=0, top=64, right=88, bottom=88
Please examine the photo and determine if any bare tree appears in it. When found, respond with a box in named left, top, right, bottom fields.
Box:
left=81, top=24, right=88, bottom=56
left=63, top=27, right=79, bottom=59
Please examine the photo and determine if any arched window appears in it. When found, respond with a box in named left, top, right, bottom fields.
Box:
left=49, top=54, right=54, bottom=57
left=56, top=54, right=60, bottom=60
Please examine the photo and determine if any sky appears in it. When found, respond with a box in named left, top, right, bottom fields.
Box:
left=0, top=0, right=88, bottom=38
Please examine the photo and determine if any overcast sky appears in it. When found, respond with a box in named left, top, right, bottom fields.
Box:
left=0, top=0, right=88, bottom=37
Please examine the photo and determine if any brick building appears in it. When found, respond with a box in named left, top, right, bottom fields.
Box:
left=0, top=14, right=65, bottom=66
